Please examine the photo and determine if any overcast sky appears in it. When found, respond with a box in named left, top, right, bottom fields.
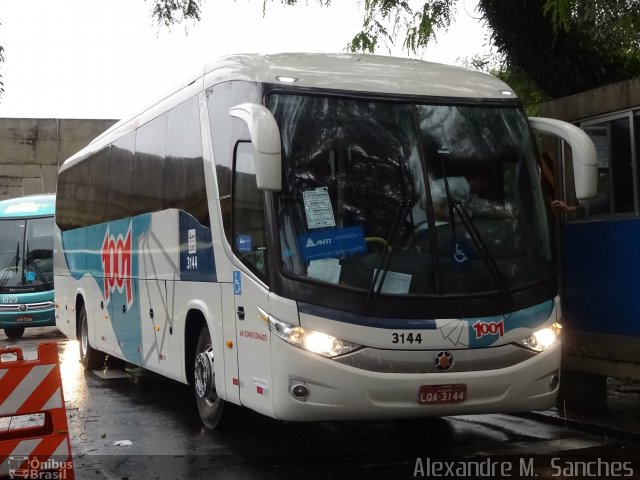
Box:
left=0, top=0, right=492, bottom=120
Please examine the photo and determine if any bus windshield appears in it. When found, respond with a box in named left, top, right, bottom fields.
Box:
left=0, top=217, right=54, bottom=290
left=270, top=93, right=553, bottom=296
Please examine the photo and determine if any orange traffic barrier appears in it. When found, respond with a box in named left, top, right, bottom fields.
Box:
left=0, top=343, right=74, bottom=480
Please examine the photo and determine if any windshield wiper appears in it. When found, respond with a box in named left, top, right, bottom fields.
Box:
left=26, top=243, right=50, bottom=289
left=0, top=242, right=21, bottom=288
left=364, top=198, right=412, bottom=307
left=452, top=201, right=513, bottom=308
left=436, top=158, right=512, bottom=308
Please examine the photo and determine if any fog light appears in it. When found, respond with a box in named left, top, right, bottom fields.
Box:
left=549, top=374, right=559, bottom=391
left=290, top=383, right=310, bottom=400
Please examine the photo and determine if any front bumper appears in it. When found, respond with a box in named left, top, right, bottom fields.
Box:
left=270, top=338, right=560, bottom=421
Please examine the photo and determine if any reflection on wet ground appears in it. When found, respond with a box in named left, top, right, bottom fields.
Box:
left=2, top=327, right=638, bottom=479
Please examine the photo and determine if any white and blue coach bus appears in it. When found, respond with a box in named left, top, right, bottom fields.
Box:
left=54, top=53, right=597, bottom=428
left=0, top=194, right=55, bottom=339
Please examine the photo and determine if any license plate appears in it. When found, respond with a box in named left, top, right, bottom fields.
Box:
left=16, top=316, right=33, bottom=323
left=418, top=384, right=466, bottom=404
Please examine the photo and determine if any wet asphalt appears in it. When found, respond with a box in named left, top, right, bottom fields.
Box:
left=1, top=327, right=639, bottom=479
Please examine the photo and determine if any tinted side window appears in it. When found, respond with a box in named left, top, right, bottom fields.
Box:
left=233, top=141, right=268, bottom=279
left=207, top=81, right=260, bottom=241
left=165, top=96, right=209, bottom=226
left=107, top=132, right=136, bottom=222
left=57, top=146, right=111, bottom=230
left=133, top=115, right=167, bottom=216
left=583, top=118, right=633, bottom=215
left=57, top=95, right=207, bottom=231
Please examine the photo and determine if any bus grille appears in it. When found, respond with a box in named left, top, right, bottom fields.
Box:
left=0, top=301, right=55, bottom=312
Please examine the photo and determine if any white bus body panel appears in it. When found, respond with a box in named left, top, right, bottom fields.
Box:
left=270, top=338, right=559, bottom=420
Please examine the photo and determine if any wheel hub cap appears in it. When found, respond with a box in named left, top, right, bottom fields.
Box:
left=194, top=350, right=215, bottom=400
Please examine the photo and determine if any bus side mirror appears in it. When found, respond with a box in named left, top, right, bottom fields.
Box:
left=229, top=103, right=282, bottom=191
left=528, top=117, right=598, bottom=200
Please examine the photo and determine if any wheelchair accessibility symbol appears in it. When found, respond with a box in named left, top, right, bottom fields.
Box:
left=233, top=271, right=242, bottom=295
left=451, top=241, right=472, bottom=264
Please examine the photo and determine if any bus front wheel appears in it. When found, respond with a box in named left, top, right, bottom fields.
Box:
left=193, top=325, right=226, bottom=429
left=78, top=304, right=106, bottom=370
left=4, top=327, right=25, bottom=339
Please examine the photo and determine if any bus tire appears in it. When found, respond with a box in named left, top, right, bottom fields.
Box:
left=78, top=304, right=106, bottom=370
left=193, top=324, right=226, bottom=429
left=4, top=327, right=25, bottom=339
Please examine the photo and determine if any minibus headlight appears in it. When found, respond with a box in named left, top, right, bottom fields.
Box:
left=518, top=322, right=562, bottom=352
left=268, top=317, right=361, bottom=358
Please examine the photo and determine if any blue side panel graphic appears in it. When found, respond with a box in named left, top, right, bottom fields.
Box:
left=563, top=219, right=640, bottom=337
left=112, top=278, right=141, bottom=364
left=179, top=212, right=216, bottom=282
left=298, top=226, right=366, bottom=261
left=61, top=214, right=151, bottom=363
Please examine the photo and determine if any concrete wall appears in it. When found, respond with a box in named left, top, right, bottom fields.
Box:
left=0, top=118, right=117, bottom=200
left=542, top=77, right=640, bottom=122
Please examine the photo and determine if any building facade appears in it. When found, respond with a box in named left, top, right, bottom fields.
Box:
left=0, top=118, right=116, bottom=200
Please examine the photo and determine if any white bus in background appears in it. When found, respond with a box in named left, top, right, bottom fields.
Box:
left=54, top=53, right=597, bottom=428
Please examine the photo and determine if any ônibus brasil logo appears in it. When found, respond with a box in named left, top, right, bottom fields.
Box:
left=101, top=223, right=133, bottom=309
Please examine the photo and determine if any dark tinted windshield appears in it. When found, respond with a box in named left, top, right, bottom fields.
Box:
left=269, top=93, right=552, bottom=297
left=0, top=216, right=54, bottom=290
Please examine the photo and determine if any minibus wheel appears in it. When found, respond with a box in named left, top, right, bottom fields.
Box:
left=194, top=325, right=225, bottom=429
left=4, top=327, right=25, bottom=339
left=78, top=304, right=106, bottom=370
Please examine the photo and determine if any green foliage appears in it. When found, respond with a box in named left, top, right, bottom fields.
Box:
left=147, top=0, right=640, bottom=99
left=459, top=54, right=549, bottom=116
left=345, top=0, right=456, bottom=54
left=478, top=0, right=640, bottom=98
left=148, top=0, right=202, bottom=28
left=542, top=0, right=572, bottom=32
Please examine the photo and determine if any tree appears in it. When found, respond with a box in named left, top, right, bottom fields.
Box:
left=478, top=0, right=640, bottom=98
left=147, top=0, right=640, bottom=99
left=458, top=54, right=549, bottom=116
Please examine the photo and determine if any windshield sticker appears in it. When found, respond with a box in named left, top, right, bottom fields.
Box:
left=372, top=269, right=412, bottom=294
left=188, top=229, right=197, bottom=254
left=299, top=225, right=366, bottom=261
left=308, top=258, right=341, bottom=284
left=236, top=234, right=252, bottom=253
left=451, top=241, right=473, bottom=264
left=303, top=187, right=336, bottom=229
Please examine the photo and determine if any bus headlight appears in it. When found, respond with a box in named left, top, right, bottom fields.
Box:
left=268, top=316, right=361, bottom=358
left=518, top=322, right=562, bottom=352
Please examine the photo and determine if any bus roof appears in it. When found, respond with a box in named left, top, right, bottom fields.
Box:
left=0, top=194, right=56, bottom=218
left=67, top=53, right=518, bottom=167
left=203, top=53, right=516, bottom=100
